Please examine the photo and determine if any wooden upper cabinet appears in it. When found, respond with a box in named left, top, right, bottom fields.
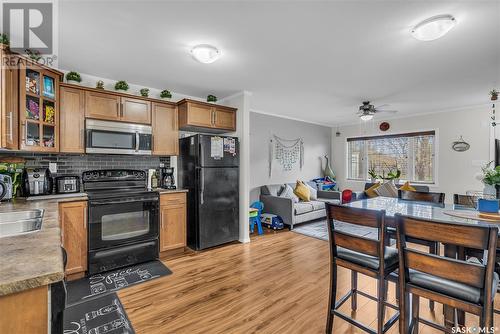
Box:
left=0, top=48, right=18, bottom=150
left=152, top=102, right=178, bottom=156
left=121, top=97, right=151, bottom=124
left=178, top=99, right=236, bottom=133
left=60, top=86, right=85, bottom=153
left=85, top=90, right=120, bottom=121
left=59, top=200, right=88, bottom=279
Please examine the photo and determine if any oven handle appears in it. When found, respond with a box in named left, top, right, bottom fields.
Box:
left=90, top=197, right=159, bottom=205
left=135, top=132, right=140, bottom=152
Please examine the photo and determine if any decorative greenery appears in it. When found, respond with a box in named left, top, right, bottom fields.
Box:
left=491, top=89, right=499, bottom=100
left=368, top=168, right=378, bottom=180
left=140, top=88, right=149, bottom=97
left=160, top=90, right=172, bottom=99
left=481, top=161, right=500, bottom=186
left=114, top=80, right=129, bottom=91
left=0, top=33, right=9, bottom=46
left=96, top=80, right=105, bottom=89
left=25, top=49, right=41, bottom=61
left=65, top=71, right=82, bottom=83
left=386, top=169, right=401, bottom=180
left=207, top=94, right=217, bottom=103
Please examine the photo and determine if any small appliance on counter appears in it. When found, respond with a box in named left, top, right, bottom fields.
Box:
left=22, top=168, right=53, bottom=196
left=0, top=174, right=13, bottom=201
left=55, top=175, right=80, bottom=194
left=159, top=167, right=176, bottom=189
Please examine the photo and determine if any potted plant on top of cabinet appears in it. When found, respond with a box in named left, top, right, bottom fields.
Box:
left=114, top=80, right=129, bottom=91
left=160, top=90, right=172, bottom=100
left=65, top=71, right=82, bottom=85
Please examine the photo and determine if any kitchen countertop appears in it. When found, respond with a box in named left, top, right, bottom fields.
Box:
left=156, top=188, right=189, bottom=194
left=0, top=195, right=87, bottom=296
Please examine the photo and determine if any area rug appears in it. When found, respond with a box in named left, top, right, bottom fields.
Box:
left=292, top=220, right=379, bottom=242
left=66, top=260, right=172, bottom=306
left=63, top=292, right=135, bottom=334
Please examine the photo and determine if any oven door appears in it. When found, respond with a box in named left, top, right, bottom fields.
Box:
left=88, top=194, right=159, bottom=250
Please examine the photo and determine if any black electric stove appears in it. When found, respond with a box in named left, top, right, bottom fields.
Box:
left=83, top=169, right=159, bottom=274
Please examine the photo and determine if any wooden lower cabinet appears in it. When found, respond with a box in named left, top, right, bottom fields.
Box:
left=0, top=285, right=48, bottom=334
left=59, top=200, right=88, bottom=280
left=159, top=193, right=187, bottom=253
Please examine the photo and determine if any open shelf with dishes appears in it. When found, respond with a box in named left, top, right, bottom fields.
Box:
left=19, top=61, right=60, bottom=151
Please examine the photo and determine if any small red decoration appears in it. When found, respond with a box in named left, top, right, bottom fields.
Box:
left=379, top=122, right=390, bottom=131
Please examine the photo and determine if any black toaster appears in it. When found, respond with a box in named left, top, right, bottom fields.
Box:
left=55, top=175, right=80, bottom=194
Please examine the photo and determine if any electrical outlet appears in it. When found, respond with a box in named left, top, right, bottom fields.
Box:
left=49, top=162, right=57, bottom=173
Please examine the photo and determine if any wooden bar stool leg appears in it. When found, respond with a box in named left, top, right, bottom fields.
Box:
left=412, top=294, right=419, bottom=334
left=428, top=242, right=438, bottom=311
left=326, top=261, right=337, bottom=334
left=377, top=278, right=385, bottom=334
left=351, top=271, right=358, bottom=311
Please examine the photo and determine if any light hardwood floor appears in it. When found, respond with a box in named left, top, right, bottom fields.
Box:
left=119, top=230, right=500, bottom=334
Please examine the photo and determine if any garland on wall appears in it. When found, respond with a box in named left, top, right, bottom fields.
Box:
left=269, top=135, right=304, bottom=176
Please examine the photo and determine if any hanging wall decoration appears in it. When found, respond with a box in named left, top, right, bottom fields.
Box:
left=451, top=135, right=470, bottom=152
left=269, top=135, right=304, bottom=176
left=491, top=89, right=498, bottom=127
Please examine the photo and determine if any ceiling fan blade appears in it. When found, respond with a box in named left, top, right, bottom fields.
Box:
left=377, top=109, right=398, bottom=114
left=375, top=104, right=390, bottom=109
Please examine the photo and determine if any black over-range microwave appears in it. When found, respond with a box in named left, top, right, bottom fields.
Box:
left=85, top=119, right=152, bottom=155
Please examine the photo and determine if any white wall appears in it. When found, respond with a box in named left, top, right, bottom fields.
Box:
left=250, top=112, right=332, bottom=202
left=332, top=106, right=492, bottom=203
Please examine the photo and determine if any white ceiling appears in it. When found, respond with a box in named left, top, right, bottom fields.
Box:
left=59, top=1, right=500, bottom=125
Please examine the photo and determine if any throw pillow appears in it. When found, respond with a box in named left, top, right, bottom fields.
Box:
left=375, top=181, right=398, bottom=198
left=294, top=181, right=311, bottom=202
left=399, top=181, right=416, bottom=192
left=279, top=184, right=299, bottom=203
left=365, top=183, right=381, bottom=198
left=304, top=182, right=318, bottom=200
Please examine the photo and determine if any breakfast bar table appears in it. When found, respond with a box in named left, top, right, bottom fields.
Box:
left=345, top=196, right=499, bottom=330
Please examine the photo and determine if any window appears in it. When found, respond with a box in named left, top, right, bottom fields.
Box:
left=347, top=131, right=436, bottom=183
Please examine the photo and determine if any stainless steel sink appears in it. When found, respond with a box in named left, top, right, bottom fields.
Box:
left=0, top=209, right=44, bottom=238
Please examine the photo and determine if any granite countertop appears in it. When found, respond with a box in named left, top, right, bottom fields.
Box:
left=0, top=196, right=88, bottom=296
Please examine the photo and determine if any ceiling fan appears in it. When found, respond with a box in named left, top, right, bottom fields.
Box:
left=357, top=101, right=398, bottom=121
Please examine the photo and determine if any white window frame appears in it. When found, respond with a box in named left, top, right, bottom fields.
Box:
left=345, top=129, right=438, bottom=186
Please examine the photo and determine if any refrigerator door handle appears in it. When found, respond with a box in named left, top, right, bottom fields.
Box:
left=199, top=168, right=204, bottom=205
left=199, top=142, right=204, bottom=167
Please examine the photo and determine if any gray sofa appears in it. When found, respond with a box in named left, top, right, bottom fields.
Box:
left=352, top=182, right=430, bottom=201
left=259, top=182, right=341, bottom=229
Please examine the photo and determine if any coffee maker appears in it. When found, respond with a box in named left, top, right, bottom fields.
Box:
left=159, top=167, right=176, bottom=190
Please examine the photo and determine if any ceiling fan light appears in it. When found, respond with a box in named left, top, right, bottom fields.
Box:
left=360, top=114, right=373, bottom=121
left=190, top=44, right=220, bottom=64
left=411, top=14, right=456, bottom=41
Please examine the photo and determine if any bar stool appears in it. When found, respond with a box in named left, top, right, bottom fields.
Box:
left=325, top=203, right=399, bottom=334
left=395, top=213, right=498, bottom=333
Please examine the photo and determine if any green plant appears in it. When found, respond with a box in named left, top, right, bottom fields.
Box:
left=25, top=49, right=41, bottom=61
left=368, top=168, right=378, bottom=180
left=96, top=80, right=104, bottom=89
left=140, top=88, right=149, bottom=97
left=0, top=33, right=9, bottom=45
left=160, top=90, right=172, bottom=99
left=114, top=80, right=129, bottom=91
left=491, top=89, right=499, bottom=100
left=481, top=161, right=500, bottom=186
left=207, top=94, right=217, bottom=103
left=65, top=71, right=82, bottom=83
left=386, top=169, right=401, bottom=180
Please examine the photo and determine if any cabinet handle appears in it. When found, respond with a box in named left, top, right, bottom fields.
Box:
left=116, top=102, right=120, bottom=117
left=83, top=209, right=87, bottom=230
left=120, top=103, right=124, bottom=117
left=160, top=211, right=163, bottom=229
left=7, top=112, right=13, bottom=142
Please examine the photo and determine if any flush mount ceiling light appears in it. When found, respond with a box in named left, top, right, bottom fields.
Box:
left=411, top=14, right=456, bottom=41
left=190, top=44, right=220, bottom=64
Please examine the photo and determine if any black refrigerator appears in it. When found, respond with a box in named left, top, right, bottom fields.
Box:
left=179, top=134, right=239, bottom=250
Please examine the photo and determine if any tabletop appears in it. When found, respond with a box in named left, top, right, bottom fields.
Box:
left=345, top=196, right=498, bottom=228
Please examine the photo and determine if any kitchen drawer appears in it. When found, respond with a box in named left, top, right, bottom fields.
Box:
left=160, top=192, right=186, bottom=207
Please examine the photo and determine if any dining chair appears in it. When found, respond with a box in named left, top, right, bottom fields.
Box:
left=325, top=203, right=399, bottom=334
left=395, top=213, right=498, bottom=333
left=453, top=194, right=477, bottom=209
left=398, top=190, right=445, bottom=204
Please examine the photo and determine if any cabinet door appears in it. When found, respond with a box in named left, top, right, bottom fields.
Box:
left=214, top=108, right=236, bottom=131
left=60, top=86, right=85, bottom=153
left=0, top=56, right=18, bottom=149
left=152, top=103, right=178, bottom=156
left=85, top=91, right=120, bottom=121
left=60, top=201, right=88, bottom=277
left=121, top=97, right=151, bottom=124
left=159, top=193, right=186, bottom=252
left=187, top=103, right=214, bottom=127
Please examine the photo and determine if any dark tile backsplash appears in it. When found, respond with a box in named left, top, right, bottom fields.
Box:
left=0, top=152, right=170, bottom=178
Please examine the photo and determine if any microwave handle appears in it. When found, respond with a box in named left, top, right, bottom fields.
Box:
left=135, top=132, right=139, bottom=152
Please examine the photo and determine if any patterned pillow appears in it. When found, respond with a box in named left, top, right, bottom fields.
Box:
left=305, top=183, right=318, bottom=200
left=279, top=184, right=299, bottom=203
left=375, top=181, right=398, bottom=198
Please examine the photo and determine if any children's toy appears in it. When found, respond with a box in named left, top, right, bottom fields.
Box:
left=260, top=214, right=284, bottom=230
